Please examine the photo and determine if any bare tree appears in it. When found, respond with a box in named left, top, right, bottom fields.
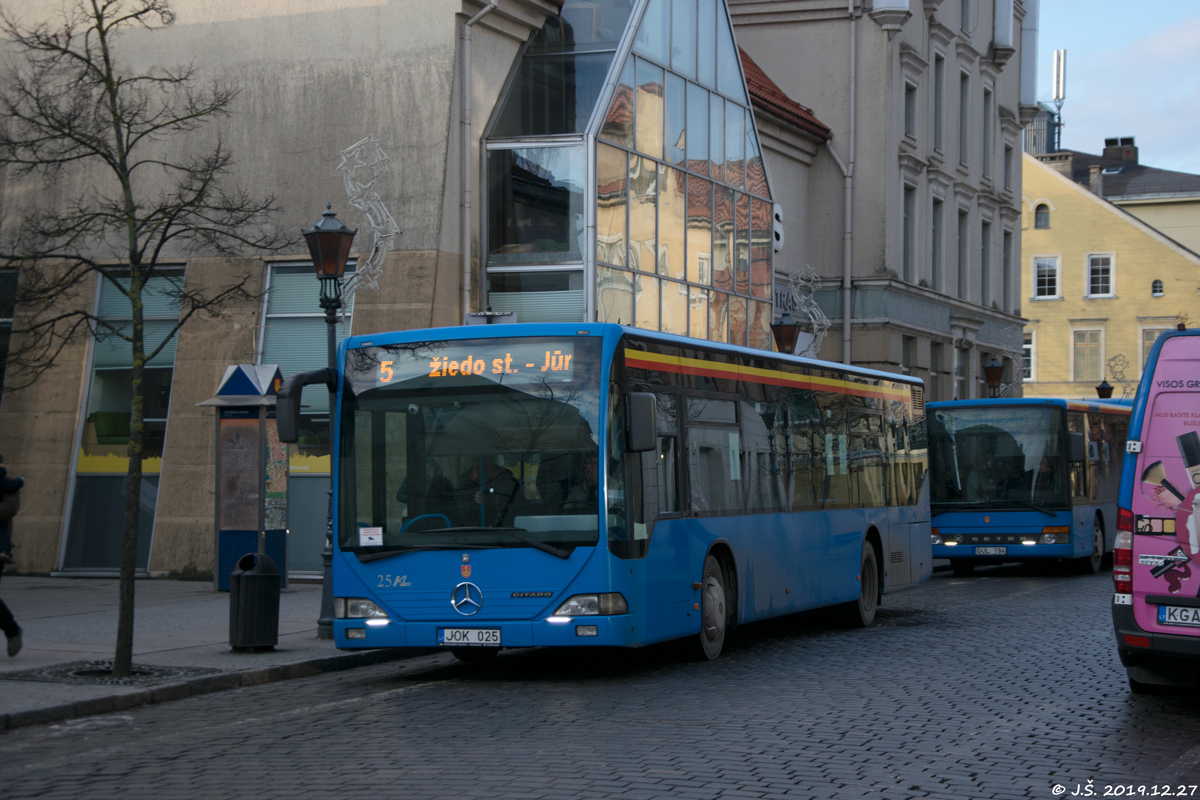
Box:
left=0, top=0, right=290, bottom=677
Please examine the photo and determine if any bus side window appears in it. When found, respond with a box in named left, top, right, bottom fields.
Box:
left=658, top=436, right=679, bottom=513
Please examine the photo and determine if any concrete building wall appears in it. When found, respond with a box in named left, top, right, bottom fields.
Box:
left=1020, top=154, right=1200, bottom=399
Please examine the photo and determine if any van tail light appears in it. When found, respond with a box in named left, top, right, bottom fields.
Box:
left=1123, top=635, right=1150, bottom=649
left=1114, top=528, right=1133, bottom=594
left=1117, top=506, right=1134, bottom=533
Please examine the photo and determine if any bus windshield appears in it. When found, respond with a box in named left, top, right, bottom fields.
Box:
left=337, top=337, right=604, bottom=555
left=928, top=405, right=1069, bottom=511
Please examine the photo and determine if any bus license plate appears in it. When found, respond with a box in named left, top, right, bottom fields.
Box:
left=1158, top=606, right=1200, bottom=628
left=975, top=546, right=1006, bottom=555
left=438, top=628, right=501, bottom=646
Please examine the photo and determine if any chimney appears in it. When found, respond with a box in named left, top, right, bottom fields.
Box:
left=1102, top=136, right=1138, bottom=164
left=1089, top=165, right=1103, bottom=195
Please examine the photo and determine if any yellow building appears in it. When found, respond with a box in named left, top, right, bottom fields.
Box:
left=1021, top=152, right=1200, bottom=399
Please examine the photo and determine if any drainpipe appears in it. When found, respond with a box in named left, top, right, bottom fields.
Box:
left=461, top=0, right=499, bottom=324
left=839, top=0, right=857, bottom=364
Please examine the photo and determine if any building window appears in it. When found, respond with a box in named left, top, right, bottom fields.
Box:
left=1004, top=144, right=1013, bottom=189
left=933, top=55, right=945, bottom=152
left=904, top=82, right=917, bottom=138
left=958, top=73, right=969, bottom=166
left=1152, top=279, right=1164, bottom=297
left=931, top=198, right=942, bottom=289
left=1034, top=256, right=1060, bottom=298
left=982, top=88, right=993, bottom=177
left=957, top=209, right=968, bottom=299
left=960, top=0, right=970, bottom=31
left=903, top=186, right=915, bottom=282
left=955, top=346, right=969, bottom=400
left=930, top=341, right=943, bottom=401
left=0, top=269, right=14, bottom=410
left=1034, top=203, right=1050, bottom=228
left=1143, top=328, right=1169, bottom=369
left=1087, top=254, right=1113, bottom=297
left=1023, top=332, right=1035, bottom=380
left=901, top=335, right=915, bottom=373
left=1073, top=329, right=1102, bottom=382
left=1002, top=230, right=1013, bottom=311
left=980, top=220, right=991, bottom=305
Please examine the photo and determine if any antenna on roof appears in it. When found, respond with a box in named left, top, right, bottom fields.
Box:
left=1052, top=49, right=1066, bottom=151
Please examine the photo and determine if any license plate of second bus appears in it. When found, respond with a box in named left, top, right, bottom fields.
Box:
left=1158, top=606, right=1200, bottom=628
left=438, top=628, right=501, bottom=646
left=975, top=546, right=1006, bottom=555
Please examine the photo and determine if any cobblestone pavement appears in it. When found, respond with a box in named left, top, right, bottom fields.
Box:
left=1, top=566, right=1198, bottom=800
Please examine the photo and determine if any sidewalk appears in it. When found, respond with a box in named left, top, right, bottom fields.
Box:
left=0, top=575, right=417, bottom=732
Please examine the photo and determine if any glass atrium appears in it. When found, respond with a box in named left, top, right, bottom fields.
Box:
left=485, top=0, right=775, bottom=349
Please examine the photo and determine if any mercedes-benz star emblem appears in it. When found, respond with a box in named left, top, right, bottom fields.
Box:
left=451, top=582, right=483, bottom=616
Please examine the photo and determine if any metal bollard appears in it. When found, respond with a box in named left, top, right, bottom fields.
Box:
left=229, top=552, right=281, bottom=652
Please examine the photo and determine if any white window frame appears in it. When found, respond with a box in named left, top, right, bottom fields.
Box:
left=1070, top=326, right=1105, bottom=383
left=1032, top=254, right=1061, bottom=300
left=1023, top=329, right=1036, bottom=382
left=1085, top=252, right=1115, bottom=298
left=1140, top=325, right=1171, bottom=374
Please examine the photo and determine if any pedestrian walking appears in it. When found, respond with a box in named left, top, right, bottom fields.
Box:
left=0, top=453, right=24, bottom=657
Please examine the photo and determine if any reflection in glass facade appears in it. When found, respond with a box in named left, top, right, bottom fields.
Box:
left=486, top=0, right=774, bottom=346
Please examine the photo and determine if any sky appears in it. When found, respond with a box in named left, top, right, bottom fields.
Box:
left=1037, top=0, right=1200, bottom=175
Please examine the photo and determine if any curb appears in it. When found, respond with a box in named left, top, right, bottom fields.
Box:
left=0, top=647, right=420, bottom=733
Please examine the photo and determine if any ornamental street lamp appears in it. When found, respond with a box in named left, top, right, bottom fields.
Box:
left=1096, top=380, right=1114, bottom=399
left=302, top=204, right=356, bottom=640
left=770, top=313, right=802, bottom=355
left=983, top=356, right=1004, bottom=398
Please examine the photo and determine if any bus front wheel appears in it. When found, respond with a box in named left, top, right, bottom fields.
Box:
left=841, top=541, right=879, bottom=628
left=696, top=555, right=728, bottom=661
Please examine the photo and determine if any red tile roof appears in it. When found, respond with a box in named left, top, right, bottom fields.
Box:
left=739, top=48, right=831, bottom=141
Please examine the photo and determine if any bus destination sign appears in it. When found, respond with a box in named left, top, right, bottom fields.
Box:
left=356, top=340, right=577, bottom=388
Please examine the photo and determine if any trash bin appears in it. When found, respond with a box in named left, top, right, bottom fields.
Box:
left=229, top=552, right=280, bottom=652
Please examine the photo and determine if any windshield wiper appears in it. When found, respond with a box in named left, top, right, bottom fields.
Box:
left=409, top=526, right=573, bottom=560
left=1003, top=500, right=1059, bottom=518
left=356, top=543, right=499, bottom=563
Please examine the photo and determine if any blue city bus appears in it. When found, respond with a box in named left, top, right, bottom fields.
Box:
left=928, top=398, right=1131, bottom=576
left=278, top=323, right=932, bottom=660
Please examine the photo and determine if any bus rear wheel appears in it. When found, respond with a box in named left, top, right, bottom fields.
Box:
left=841, top=541, right=879, bottom=628
left=451, top=647, right=500, bottom=663
left=696, top=555, right=728, bottom=661
left=1077, top=516, right=1104, bottom=575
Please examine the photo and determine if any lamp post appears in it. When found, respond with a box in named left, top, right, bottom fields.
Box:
left=1096, top=380, right=1114, bottom=399
left=770, top=313, right=802, bottom=355
left=983, top=356, right=1004, bottom=398
left=302, top=204, right=356, bottom=640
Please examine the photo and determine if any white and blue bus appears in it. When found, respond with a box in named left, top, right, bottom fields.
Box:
left=928, top=398, right=1131, bottom=576
left=278, top=323, right=932, bottom=660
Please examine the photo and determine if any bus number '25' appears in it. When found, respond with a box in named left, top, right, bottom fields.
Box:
left=379, top=360, right=394, bottom=383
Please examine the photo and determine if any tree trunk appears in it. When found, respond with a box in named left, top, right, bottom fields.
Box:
left=112, top=288, right=146, bottom=678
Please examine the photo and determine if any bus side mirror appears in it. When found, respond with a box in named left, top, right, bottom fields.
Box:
left=1069, top=431, right=1087, bottom=463
left=276, top=368, right=332, bottom=444
left=627, top=392, right=657, bottom=452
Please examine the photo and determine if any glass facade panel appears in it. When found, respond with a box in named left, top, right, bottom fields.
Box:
left=635, top=59, right=664, bottom=160
left=630, top=155, right=658, bottom=272
left=713, top=185, right=734, bottom=292
left=750, top=299, right=773, bottom=350
left=709, top=289, right=728, bottom=342
left=746, top=124, right=765, bottom=196
left=689, top=286, right=708, bottom=339
left=492, top=53, right=615, bottom=137
left=735, top=192, right=750, bottom=295
left=598, top=265, right=634, bottom=324
left=632, top=0, right=669, bottom=63
left=596, top=143, right=628, bottom=266
left=662, top=279, right=688, bottom=335
left=724, top=103, right=745, bottom=190
left=687, top=176, right=712, bottom=283
left=715, top=5, right=745, bottom=102
left=63, top=475, right=158, bottom=571
left=598, top=57, right=634, bottom=147
left=686, top=82, right=709, bottom=174
left=709, top=96, right=725, bottom=183
left=750, top=196, right=771, bottom=299
left=697, top=0, right=717, bottom=88
left=728, top=294, right=747, bottom=347
left=636, top=273, right=660, bottom=330
left=487, top=270, right=585, bottom=323
left=487, top=146, right=585, bottom=265
left=659, top=165, right=687, bottom=280
left=671, top=0, right=698, bottom=79
left=664, top=72, right=686, bottom=165
left=529, top=1, right=636, bottom=53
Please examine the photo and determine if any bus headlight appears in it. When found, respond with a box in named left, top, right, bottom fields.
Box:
left=335, top=598, right=389, bottom=619
left=931, top=531, right=943, bottom=545
left=1041, top=526, right=1070, bottom=544
left=553, top=593, right=628, bottom=616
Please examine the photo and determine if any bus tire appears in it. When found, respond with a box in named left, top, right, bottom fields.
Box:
left=841, top=541, right=879, bottom=628
left=451, top=647, right=500, bottom=663
left=950, top=559, right=974, bottom=577
left=696, top=555, right=728, bottom=661
left=1077, top=515, right=1103, bottom=575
